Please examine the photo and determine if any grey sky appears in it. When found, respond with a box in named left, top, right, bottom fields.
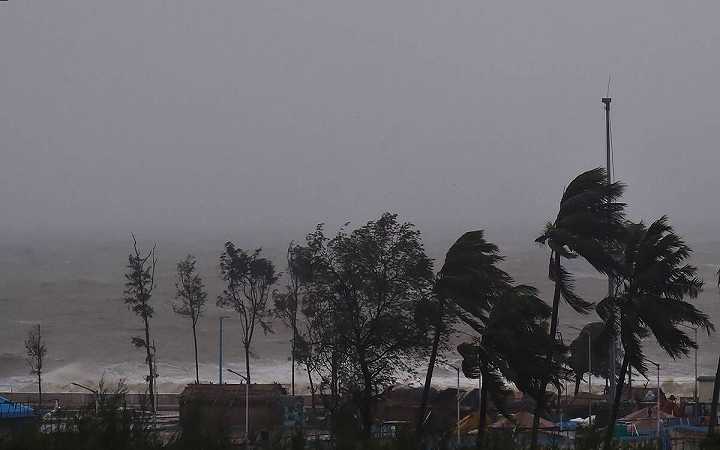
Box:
left=2, top=1, right=720, bottom=242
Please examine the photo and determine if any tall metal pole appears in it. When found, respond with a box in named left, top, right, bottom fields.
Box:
left=656, top=364, right=661, bottom=441
left=227, top=368, right=250, bottom=441
left=588, top=332, right=592, bottom=423
left=602, top=96, right=617, bottom=403
left=219, top=316, right=228, bottom=384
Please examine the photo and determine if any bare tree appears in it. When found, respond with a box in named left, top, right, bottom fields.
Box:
left=174, top=254, right=207, bottom=384
left=25, top=324, right=47, bottom=408
left=218, top=243, right=278, bottom=384
left=123, top=234, right=158, bottom=412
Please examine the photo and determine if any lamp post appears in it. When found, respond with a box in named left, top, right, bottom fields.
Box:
left=227, top=368, right=250, bottom=441
left=71, top=382, right=98, bottom=415
left=647, top=360, right=661, bottom=443
left=218, top=316, right=230, bottom=384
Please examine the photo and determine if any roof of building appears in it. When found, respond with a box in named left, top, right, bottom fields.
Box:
left=180, top=383, right=287, bottom=402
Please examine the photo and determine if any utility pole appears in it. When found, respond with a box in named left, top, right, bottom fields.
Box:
left=218, top=316, right=229, bottom=384
left=227, top=368, right=250, bottom=441
left=588, top=330, right=592, bottom=423
left=602, top=96, right=618, bottom=403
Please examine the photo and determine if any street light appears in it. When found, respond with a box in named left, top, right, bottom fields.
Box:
left=646, top=360, right=661, bottom=441
left=568, top=325, right=592, bottom=424
left=71, top=382, right=98, bottom=415
left=227, top=368, right=250, bottom=441
left=218, top=316, right=230, bottom=384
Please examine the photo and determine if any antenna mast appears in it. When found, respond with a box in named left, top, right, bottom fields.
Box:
left=602, top=96, right=618, bottom=402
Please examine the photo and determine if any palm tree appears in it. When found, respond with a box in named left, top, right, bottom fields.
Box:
left=598, top=217, right=713, bottom=449
left=458, top=285, right=564, bottom=447
left=416, top=231, right=513, bottom=438
left=712, top=270, right=720, bottom=435
left=533, top=167, right=626, bottom=449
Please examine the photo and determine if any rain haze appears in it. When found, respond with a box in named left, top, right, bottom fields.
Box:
left=2, top=1, right=720, bottom=397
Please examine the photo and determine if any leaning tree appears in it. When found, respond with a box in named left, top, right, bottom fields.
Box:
left=458, top=285, right=562, bottom=447
left=598, top=217, right=713, bottom=448
left=416, top=230, right=514, bottom=438
left=533, top=167, right=626, bottom=450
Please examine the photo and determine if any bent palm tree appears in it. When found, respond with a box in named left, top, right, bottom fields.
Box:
left=713, top=270, right=720, bottom=435
left=533, top=167, right=626, bottom=450
left=458, top=285, right=560, bottom=447
left=598, top=217, right=713, bottom=448
left=417, top=231, right=513, bottom=437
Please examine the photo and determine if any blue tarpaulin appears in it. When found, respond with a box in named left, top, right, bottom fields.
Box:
left=0, top=396, right=34, bottom=418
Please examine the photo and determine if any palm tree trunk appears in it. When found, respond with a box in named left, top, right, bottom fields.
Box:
left=709, top=355, right=720, bottom=435
left=417, top=319, right=442, bottom=437
left=476, top=375, right=488, bottom=449
left=192, top=322, right=199, bottom=384
left=531, top=252, right=562, bottom=450
left=603, top=355, right=630, bottom=450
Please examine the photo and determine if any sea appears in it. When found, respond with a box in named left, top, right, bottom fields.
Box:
left=1, top=231, right=719, bottom=396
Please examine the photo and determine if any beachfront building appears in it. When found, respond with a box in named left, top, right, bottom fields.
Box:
left=179, top=383, right=303, bottom=444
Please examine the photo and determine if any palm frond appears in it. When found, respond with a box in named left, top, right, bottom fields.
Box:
left=549, top=262, right=593, bottom=313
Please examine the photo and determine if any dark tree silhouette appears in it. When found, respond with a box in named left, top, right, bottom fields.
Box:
left=713, top=269, right=720, bottom=435
left=597, top=217, right=713, bottom=448
left=457, top=285, right=559, bottom=447
left=568, top=322, right=612, bottom=396
left=123, top=234, right=158, bottom=412
left=217, top=244, right=278, bottom=384
left=173, top=255, right=207, bottom=384
left=416, top=230, right=513, bottom=438
left=299, top=213, right=434, bottom=440
left=273, top=242, right=313, bottom=396
left=25, top=324, right=47, bottom=408
left=534, top=167, right=626, bottom=450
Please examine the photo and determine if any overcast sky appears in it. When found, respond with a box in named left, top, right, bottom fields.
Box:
left=2, top=1, right=720, bottom=243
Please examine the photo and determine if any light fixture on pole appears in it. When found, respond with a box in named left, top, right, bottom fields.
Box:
left=71, top=382, right=98, bottom=415
left=227, top=368, right=250, bottom=441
